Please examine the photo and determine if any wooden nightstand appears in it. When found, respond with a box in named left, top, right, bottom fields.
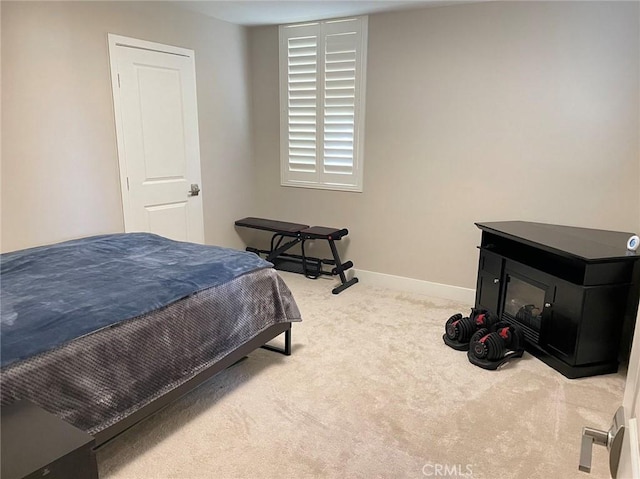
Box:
left=1, top=400, right=98, bottom=479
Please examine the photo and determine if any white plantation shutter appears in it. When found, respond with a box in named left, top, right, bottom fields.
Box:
left=280, top=17, right=367, bottom=192
left=285, top=26, right=318, bottom=180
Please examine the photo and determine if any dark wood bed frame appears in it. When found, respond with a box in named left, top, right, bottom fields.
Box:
left=93, top=323, right=292, bottom=448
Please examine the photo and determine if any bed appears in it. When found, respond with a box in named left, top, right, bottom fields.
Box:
left=0, top=233, right=301, bottom=446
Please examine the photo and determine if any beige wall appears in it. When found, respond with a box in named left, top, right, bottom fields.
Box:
left=250, top=1, right=640, bottom=289
left=3, top=1, right=639, bottom=291
left=1, top=1, right=254, bottom=252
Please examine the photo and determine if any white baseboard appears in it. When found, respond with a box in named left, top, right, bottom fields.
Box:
left=351, top=269, right=476, bottom=304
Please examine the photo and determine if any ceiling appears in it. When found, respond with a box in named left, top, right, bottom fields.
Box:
left=174, top=1, right=462, bottom=26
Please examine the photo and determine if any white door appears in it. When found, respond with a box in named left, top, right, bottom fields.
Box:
left=616, top=308, right=640, bottom=478
left=580, top=307, right=640, bottom=478
left=108, top=34, right=204, bottom=243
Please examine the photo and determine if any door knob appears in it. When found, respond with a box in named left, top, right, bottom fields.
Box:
left=579, top=406, right=625, bottom=476
left=188, top=184, right=200, bottom=197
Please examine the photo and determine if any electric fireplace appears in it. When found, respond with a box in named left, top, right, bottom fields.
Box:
left=503, top=274, right=544, bottom=342
left=474, top=221, right=640, bottom=378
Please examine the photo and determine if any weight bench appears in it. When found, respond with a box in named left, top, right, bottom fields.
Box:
left=234, top=217, right=359, bottom=295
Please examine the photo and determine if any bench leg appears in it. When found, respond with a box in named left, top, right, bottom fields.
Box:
left=327, top=239, right=359, bottom=294
left=332, top=278, right=359, bottom=294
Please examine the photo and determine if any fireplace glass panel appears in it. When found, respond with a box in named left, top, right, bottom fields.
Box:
left=504, top=275, right=544, bottom=333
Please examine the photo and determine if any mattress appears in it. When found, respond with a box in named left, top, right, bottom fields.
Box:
left=0, top=235, right=301, bottom=435
left=1, top=233, right=273, bottom=368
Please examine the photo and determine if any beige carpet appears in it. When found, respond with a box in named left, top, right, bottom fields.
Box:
left=97, top=271, right=624, bottom=478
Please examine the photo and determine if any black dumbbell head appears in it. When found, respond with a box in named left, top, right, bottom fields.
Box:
left=445, top=314, right=478, bottom=342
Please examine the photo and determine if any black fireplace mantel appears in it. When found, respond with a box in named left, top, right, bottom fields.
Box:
left=477, top=221, right=638, bottom=262
left=474, top=221, right=640, bottom=378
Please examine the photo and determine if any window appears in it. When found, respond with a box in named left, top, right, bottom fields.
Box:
left=279, top=17, right=367, bottom=192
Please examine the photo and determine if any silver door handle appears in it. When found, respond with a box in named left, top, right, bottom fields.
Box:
left=579, top=406, right=625, bottom=476
left=188, top=184, right=200, bottom=197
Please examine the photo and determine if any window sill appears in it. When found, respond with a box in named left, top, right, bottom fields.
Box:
left=280, top=181, right=363, bottom=193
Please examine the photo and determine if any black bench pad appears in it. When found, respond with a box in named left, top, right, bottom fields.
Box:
left=235, top=217, right=309, bottom=234
left=301, top=226, right=348, bottom=240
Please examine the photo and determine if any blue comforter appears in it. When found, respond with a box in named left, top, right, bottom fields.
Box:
left=0, top=233, right=272, bottom=368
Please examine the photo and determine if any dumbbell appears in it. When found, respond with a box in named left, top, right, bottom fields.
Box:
left=469, top=323, right=523, bottom=361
